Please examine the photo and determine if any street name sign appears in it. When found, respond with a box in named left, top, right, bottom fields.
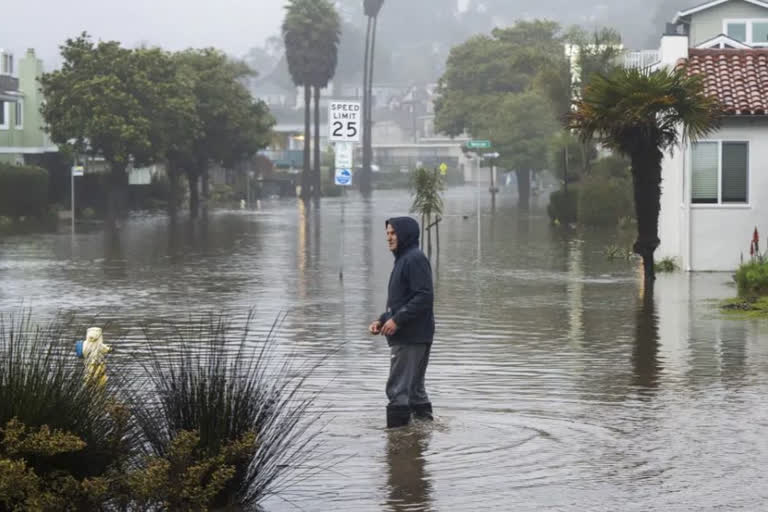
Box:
left=466, top=140, right=491, bottom=149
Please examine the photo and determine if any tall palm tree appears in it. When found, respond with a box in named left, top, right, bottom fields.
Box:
left=311, top=1, right=341, bottom=198
left=283, top=0, right=315, bottom=200
left=569, top=66, right=720, bottom=283
left=360, top=0, right=384, bottom=196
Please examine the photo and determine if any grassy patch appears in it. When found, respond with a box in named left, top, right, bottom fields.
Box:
left=720, top=296, right=768, bottom=317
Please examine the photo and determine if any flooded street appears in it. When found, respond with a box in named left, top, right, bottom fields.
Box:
left=2, top=187, right=768, bottom=511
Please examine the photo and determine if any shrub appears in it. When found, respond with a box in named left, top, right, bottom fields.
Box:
left=578, top=175, right=634, bottom=227
left=127, top=313, right=325, bottom=508
left=210, top=184, right=236, bottom=204
left=547, top=188, right=578, bottom=224
left=0, top=163, right=49, bottom=219
left=321, top=167, right=343, bottom=197
left=126, top=429, right=254, bottom=511
left=655, top=257, right=680, bottom=273
left=589, top=154, right=631, bottom=180
left=734, top=261, right=768, bottom=298
left=0, top=312, right=131, bottom=479
left=0, top=419, right=112, bottom=511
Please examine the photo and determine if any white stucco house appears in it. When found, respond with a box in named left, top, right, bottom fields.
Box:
left=654, top=0, right=768, bottom=271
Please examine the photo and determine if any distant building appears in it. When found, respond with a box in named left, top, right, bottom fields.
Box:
left=0, top=48, right=58, bottom=164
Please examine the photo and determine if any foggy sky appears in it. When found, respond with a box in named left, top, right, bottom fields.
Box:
left=4, top=0, right=684, bottom=70
left=3, top=0, right=289, bottom=68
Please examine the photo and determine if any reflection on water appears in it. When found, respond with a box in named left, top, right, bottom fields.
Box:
left=385, top=427, right=433, bottom=512
left=3, top=188, right=768, bottom=511
left=632, top=283, right=660, bottom=390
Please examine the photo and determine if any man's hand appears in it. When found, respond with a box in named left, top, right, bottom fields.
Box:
left=380, top=318, right=398, bottom=336
left=369, top=320, right=382, bottom=335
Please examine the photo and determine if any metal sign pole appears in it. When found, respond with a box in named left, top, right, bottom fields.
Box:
left=71, top=166, right=75, bottom=235
left=339, top=186, right=345, bottom=280
left=476, top=154, right=481, bottom=262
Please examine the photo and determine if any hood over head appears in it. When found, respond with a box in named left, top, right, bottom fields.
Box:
left=386, top=217, right=420, bottom=256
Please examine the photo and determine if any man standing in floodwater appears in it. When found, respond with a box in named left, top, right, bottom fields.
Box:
left=369, top=217, right=435, bottom=428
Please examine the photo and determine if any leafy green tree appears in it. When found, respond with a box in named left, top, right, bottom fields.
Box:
left=482, top=91, right=560, bottom=209
left=40, top=34, right=179, bottom=223
left=569, top=67, right=721, bottom=282
left=170, top=49, right=274, bottom=217
left=434, top=21, right=568, bottom=208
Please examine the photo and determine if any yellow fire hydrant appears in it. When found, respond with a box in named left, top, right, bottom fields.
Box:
left=75, top=327, right=111, bottom=387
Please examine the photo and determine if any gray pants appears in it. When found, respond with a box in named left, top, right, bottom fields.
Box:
left=386, top=344, right=431, bottom=407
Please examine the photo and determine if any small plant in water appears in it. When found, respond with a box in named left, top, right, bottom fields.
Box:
left=654, top=257, right=679, bottom=273
left=604, top=244, right=633, bottom=261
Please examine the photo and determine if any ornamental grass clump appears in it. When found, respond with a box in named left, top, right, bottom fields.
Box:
left=127, top=312, right=326, bottom=508
left=0, top=312, right=128, bottom=480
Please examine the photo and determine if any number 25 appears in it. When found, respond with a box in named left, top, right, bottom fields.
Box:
left=333, top=121, right=357, bottom=138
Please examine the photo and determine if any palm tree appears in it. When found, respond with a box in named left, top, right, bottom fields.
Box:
left=360, top=0, right=385, bottom=196
left=311, top=1, right=341, bottom=198
left=569, top=66, right=720, bottom=283
left=283, top=0, right=315, bottom=200
left=410, top=167, right=444, bottom=260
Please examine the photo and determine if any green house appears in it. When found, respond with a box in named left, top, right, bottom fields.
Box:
left=0, top=48, right=57, bottom=164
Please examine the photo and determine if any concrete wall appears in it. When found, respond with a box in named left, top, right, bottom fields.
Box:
left=660, top=117, right=768, bottom=271
left=657, top=144, right=689, bottom=268
left=690, top=0, right=768, bottom=45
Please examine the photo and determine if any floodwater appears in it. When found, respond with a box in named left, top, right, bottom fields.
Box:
left=2, top=187, right=768, bottom=511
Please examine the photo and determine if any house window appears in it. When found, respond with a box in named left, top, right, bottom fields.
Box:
left=727, top=22, right=747, bottom=42
left=754, top=22, right=768, bottom=43
left=0, top=101, right=7, bottom=130
left=692, top=141, right=748, bottom=204
left=14, top=100, right=22, bottom=129
left=724, top=19, right=768, bottom=45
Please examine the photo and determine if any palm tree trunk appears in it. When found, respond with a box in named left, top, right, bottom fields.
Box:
left=302, top=84, right=311, bottom=200
left=631, top=148, right=663, bottom=283
left=313, top=85, right=321, bottom=198
left=361, top=16, right=373, bottom=196
left=516, top=169, right=531, bottom=210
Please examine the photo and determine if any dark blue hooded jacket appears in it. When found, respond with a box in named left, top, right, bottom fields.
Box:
left=379, top=217, right=435, bottom=345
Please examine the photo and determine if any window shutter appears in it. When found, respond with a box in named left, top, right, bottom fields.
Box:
left=722, top=142, right=748, bottom=203
left=692, top=142, right=718, bottom=203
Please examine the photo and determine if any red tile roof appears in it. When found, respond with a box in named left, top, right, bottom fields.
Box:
left=685, top=48, right=768, bottom=115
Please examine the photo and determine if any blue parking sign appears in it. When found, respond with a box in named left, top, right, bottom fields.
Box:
left=335, top=168, right=352, bottom=186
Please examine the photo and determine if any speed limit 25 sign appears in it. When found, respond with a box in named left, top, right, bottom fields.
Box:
left=328, top=101, right=361, bottom=143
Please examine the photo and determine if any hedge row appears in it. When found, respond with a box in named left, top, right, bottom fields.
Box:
left=0, top=163, right=49, bottom=219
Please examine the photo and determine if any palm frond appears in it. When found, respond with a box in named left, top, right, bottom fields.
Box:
left=569, top=66, right=722, bottom=155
